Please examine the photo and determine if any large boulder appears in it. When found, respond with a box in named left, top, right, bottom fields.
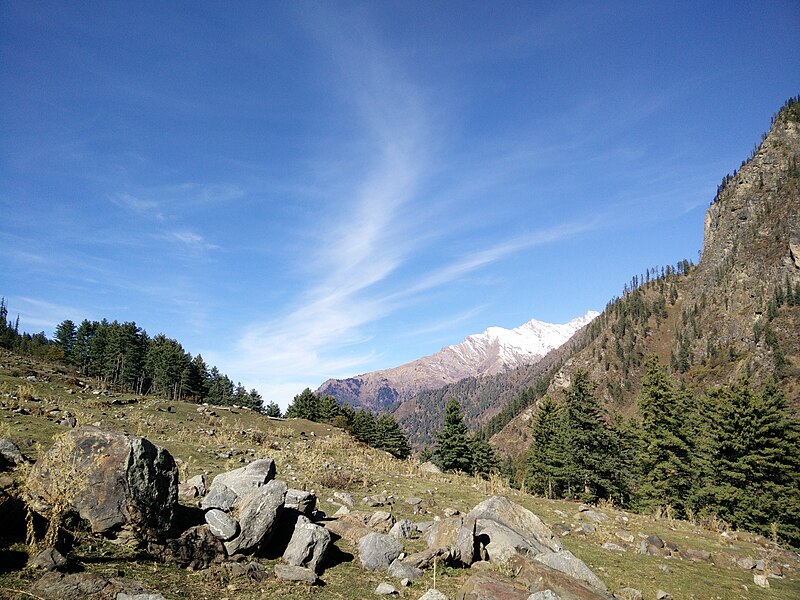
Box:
left=466, top=496, right=561, bottom=565
left=358, top=532, right=404, bottom=571
left=509, top=555, right=614, bottom=600
left=285, top=488, right=317, bottom=516
left=282, top=515, right=331, bottom=573
left=533, top=551, right=607, bottom=593
left=457, top=572, right=532, bottom=600
left=26, top=427, right=178, bottom=541
left=147, top=525, right=225, bottom=570
left=28, top=571, right=166, bottom=600
left=203, top=459, right=276, bottom=505
left=223, top=479, right=287, bottom=555
left=0, top=438, right=26, bottom=468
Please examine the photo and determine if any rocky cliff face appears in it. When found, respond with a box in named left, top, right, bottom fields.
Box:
left=317, top=313, right=597, bottom=413
left=492, top=99, right=800, bottom=456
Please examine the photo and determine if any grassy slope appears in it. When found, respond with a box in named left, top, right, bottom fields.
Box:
left=1, top=349, right=798, bottom=600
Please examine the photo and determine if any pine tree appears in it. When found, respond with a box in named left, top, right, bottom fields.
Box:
left=560, top=370, right=621, bottom=503
left=53, top=320, right=77, bottom=363
left=470, top=432, right=500, bottom=478
left=691, top=379, right=800, bottom=545
left=351, top=409, right=377, bottom=446
left=635, top=355, right=691, bottom=515
left=264, top=401, right=282, bottom=418
left=434, top=398, right=473, bottom=473
left=525, top=396, right=566, bottom=498
left=285, top=388, right=319, bottom=421
left=317, top=395, right=340, bottom=423
left=374, top=413, right=411, bottom=459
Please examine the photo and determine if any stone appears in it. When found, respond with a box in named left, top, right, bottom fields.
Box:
left=376, top=582, right=398, bottom=595
left=443, top=507, right=460, bottom=517
left=283, top=518, right=331, bottom=573
left=358, top=532, right=404, bottom=571
left=200, top=484, right=238, bottom=511
left=209, top=458, right=275, bottom=500
left=402, top=546, right=454, bottom=570
left=334, top=491, right=355, bottom=506
left=419, top=462, right=442, bottom=473
left=0, top=438, right=26, bottom=467
left=753, top=574, right=770, bottom=589
left=205, top=508, right=239, bottom=541
left=28, top=547, right=67, bottom=571
left=406, top=497, right=422, bottom=505
left=274, top=563, right=318, bottom=584
left=390, top=518, right=414, bottom=539
left=655, top=591, right=672, bottom=600
left=285, top=488, right=316, bottom=515
left=601, top=542, right=625, bottom=552
left=458, top=572, right=532, bottom=600
left=324, top=514, right=374, bottom=543
left=333, top=504, right=350, bottom=517
left=147, top=525, right=225, bottom=570
left=618, top=588, right=642, bottom=600
left=28, top=572, right=164, bottom=600
left=186, top=474, right=207, bottom=495
left=736, top=556, right=757, bottom=570
left=681, top=549, right=712, bottom=563
left=614, top=531, right=635, bottom=543
left=508, top=555, right=614, bottom=600
left=644, top=534, right=664, bottom=548
left=26, top=426, right=177, bottom=541
left=388, top=558, right=423, bottom=580
left=369, top=510, right=396, bottom=532
left=580, top=510, right=608, bottom=523
left=417, top=590, right=449, bottom=600
left=118, top=594, right=168, bottom=600
left=224, top=479, right=287, bottom=555
left=528, top=592, right=562, bottom=600
left=466, top=496, right=562, bottom=565
left=534, top=551, right=608, bottom=592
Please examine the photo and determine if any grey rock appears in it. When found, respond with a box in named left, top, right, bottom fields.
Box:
left=534, top=550, right=608, bottom=592
left=618, top=588, right=642, bottom=600
left=224, top=479, right=287, bottom=555
left=205, top=508, right=239, bottom=541
left=186, top=474, right=207, bottom=495
left=390, top=518, right=414, bottom=539
left=25, top=426, right=177, bottom=541
left=736, top=556, right=757, bottom=570
left=209, top=458, right=275, bottom=500
left=645, top=534, right=664, bottom=548
left=147, top=525, right=225, bottom=570
left=417, top=590, right=449, bottom=600
left=615, top=531, right=635, bottom=543
left=528, top=592, right=562, bottom=600
left=358, top=532, right=404, bottom=571
left=274, top=563, right=318, bottom=584
left=376, top=582, right=398, bottom=595
left=601, top=542, right=626, bottom=552
left=117, top=594, right=168, bottom=600
left=753, top=574, right=770, bottom=588
left=283, top=519, right=331, bottom=573
left=580, top=510, right=608, bottom=523
left=406, top=497, right=422, bottom=505
left=388, top=558, right=423, bottom=580
left=474, top=519, right=549, bottom=564
left=28, top=572, right=162, bottom=600
left=285, top=488, right=316, bottom=515
left=443, top=507, right=460, bottom=517
left=655, top=590, right=673, bottom=600
left=334, top=491, right=355, bottom=506
left=419, top=462, right=441, bottom=473
left=200, top=484, right=238, bottom=511
left=333, top=504, right=350, bottom=517
left=29, top=547, right=67, bottom=571
left=369, top=510, right=396, bottom=532
left=0, top=438, right=25, bottom=466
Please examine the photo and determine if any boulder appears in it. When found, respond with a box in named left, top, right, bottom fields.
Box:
left=147, top=525, right=225, bottom=570
left=283, top=516, right=331, bottom=573
left=388, top=558, right=423, bottom=580
left=618, top=589, right=642, bottom=600
left=358, top=532, right=404, bottom=571
left=533, top=551, right=607, bottom=592
left=457, top=572, right=531, bottom=600
left=0, top=438, right=25, bottom=468
left=274, top=563, right=318, bottom=584
left=508, top=555, right=614, bottom=600
left=200, top=484, right=238, bottom=512
left=205, top=508, right=239, bottom=541
left=376, top=582, right=399, bottom=595
left=28, top=547, right=67, bottom=571
left=466, top=496, right=562, bottom=565
left=324, top=513, right=374, bottom=543
left=390, top=518, right=414, bottom=539
left=529, top=592, right=562, bottom=600
left=224, top=479, right=287, bottom=555
left=369, top=510, right=396, bottom=532
left=285, top=488, right=316, bottom=515
left=28, top=572, right=165, bottom=600
left=418, top=590, right=449, bottom=600
left=26, top=427, right=177, bottom=540
left=208, top=458, right=275, bottom=500
left=402, top=546, right=455, bottom=569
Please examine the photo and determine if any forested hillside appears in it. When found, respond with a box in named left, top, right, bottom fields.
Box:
left=0, top=301, right=264, bottom=411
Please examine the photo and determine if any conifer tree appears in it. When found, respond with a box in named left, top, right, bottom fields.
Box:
left=317, top=394, right=341, bottom=423
left=285, top=388, right=319, bottom=421
left=374, top=413, right=411, bottom=459
left=470, top=432, right=500, bottom=478
left=635, top=355, right=691, bottom=515
left=525, top=396, right=566, bottom=498
left=351, top=409, right=378, bottom=446
left=53, top=320, right=77, bottom=363
left=264, top=401, right=282, bottom=418
left=434, top=398, right=473, bottom=473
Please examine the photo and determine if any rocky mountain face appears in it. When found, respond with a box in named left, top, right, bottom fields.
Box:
left=317, top=312, right=597, bottom=413
left=492, top=99, right=800, bottom=456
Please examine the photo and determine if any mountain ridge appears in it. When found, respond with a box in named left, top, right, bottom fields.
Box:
left=317, top=311, right=598, bottom=413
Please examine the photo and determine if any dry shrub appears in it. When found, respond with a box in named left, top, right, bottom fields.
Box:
left=15, top=383, right=36, bottom=402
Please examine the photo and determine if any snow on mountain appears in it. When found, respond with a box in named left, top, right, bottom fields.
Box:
left=317, top=311, right=599, bottom=411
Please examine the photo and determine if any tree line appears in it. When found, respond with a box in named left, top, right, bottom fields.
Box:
left=524, top=357, right=800, bottom=546
left=0, top=299, right=264, bottom=412
left=283, top=388, right=411, bottom=460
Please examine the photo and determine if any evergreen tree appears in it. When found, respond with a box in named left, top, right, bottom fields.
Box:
left=635, top=355, right=692, bottom=515
left=470, top=432, right=500, bottom=478
left=691, top=379, right=800, bottom=545
left=525, top=396, right=566, bottom=498
left=434, top=398, right=473, bottom=473
left=561, top=371, right=621, bottom=502
left=285, top=388, right=319, bottom=421
left=317, top=395, right=340, bottom=423
left=374, top=413, right=411, bottom=459
left=351, top=409, right=378, bottom=446
left=53, top=320, right=77, bottom=363
left=264, top=401, right=282, bottom=418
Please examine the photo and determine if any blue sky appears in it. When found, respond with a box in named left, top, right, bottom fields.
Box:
left=2, top=1, right=798, bottom=407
